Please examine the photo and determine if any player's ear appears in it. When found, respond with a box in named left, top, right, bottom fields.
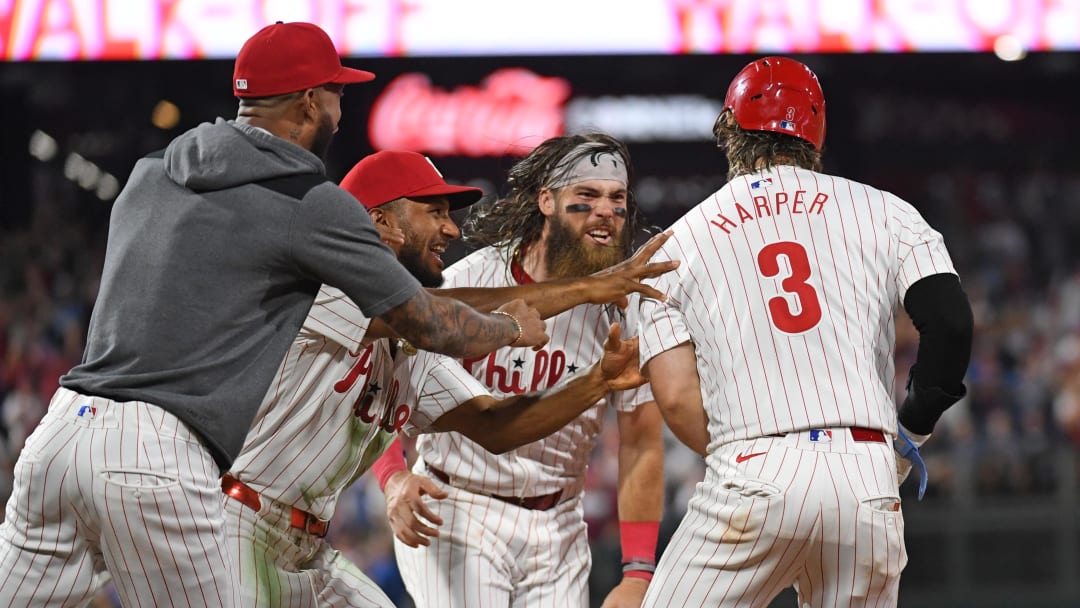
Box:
left=300, top=88, right=321, bottom=123
left=372, top=207, right=404, bottom=230
left=538, top=187, right=556, bottom=217
left=369, top=208, right=389, bottom=226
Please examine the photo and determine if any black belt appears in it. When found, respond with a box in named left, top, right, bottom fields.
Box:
left=427, top=465, right=564, bottom=511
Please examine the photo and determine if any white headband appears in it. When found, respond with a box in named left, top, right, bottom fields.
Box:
left=546, top=143, right=628, bottom=190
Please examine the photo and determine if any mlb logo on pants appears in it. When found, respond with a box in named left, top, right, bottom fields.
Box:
left=809, top=429, right=832, bottom=442
left=78, top=404, right=97, bottom=418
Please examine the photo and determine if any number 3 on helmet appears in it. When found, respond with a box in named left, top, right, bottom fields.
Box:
left=723, top=56, right=827, bottom=150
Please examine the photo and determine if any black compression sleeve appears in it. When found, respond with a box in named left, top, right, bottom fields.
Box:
left=899, top=273, right=974, bottom=434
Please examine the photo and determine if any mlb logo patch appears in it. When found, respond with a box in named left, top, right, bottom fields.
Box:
left=77, top=404, right=97, bottom=418
left=779, top=120, right=795, bottom=131
left=235, top=78, right=248, bottom=91
left=750, top=177, right=773, bottom=189
left=809, top=429, right=832, bottom=442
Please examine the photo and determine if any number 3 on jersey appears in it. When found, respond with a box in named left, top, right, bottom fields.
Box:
left=756, top=241, right=822, bottom=333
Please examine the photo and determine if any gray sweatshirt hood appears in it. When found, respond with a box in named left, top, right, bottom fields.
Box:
left=164, top=118, right=326, bottom=191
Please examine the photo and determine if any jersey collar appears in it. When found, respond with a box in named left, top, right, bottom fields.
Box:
left=509, top=242, right=536, bottom=285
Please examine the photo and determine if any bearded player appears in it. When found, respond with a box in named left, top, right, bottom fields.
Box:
left=637, top=57, right=973, bottom=607
left=221, top=149, right=675, bottom=607
left=376, top=134, right=665, bottom=608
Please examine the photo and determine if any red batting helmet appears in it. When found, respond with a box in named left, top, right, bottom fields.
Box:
left=723, top=56, right=826, bottom=150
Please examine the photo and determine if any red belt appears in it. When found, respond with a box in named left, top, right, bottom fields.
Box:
left=848, top=427, right=887, bottom=443
left=427, top=465, right=564, bottom=511
left=221, top=474, right=330, bottom=538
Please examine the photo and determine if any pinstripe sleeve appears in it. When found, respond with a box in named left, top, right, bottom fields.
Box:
left=402, top=352, right=489, bottom=435
left=639, top=297, right=691, bottom=368
left=608, top=293, right=656, bottom=412
left=888, top=195, right=957, bottom=300
left=638, top=240, right=692, bottom=368
left=302, top=285, right=371, bottom=352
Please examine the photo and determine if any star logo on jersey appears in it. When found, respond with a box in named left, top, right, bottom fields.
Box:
left=809, top=429, right=833, bottom=442
left=735, top=451, right=767, bottom=463
left=462, top=348, right=570, bottom=395
left=351, top=378, right=411, bottom=433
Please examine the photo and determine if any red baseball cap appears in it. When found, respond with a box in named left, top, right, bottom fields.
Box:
left=341, top=151, right=485, bottom=211
left=233, top=22, right=375, bottom=98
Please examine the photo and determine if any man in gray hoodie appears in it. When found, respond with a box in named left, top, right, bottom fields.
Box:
left=0, top=21, right=546, bottom=608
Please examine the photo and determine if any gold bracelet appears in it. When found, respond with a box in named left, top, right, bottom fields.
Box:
left=398, top=339, right=418, bottom=356
left=490, top=310, right=523, bottom=346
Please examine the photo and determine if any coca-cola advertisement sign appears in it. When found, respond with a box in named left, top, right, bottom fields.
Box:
left=369, top=68, right=571, bottom=158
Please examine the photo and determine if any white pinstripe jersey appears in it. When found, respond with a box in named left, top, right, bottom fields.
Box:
left=228, top=285, right=487, bottom=520
left=639, top=165, right=957, bottom=450
left=414, top=245, right=654, bottom=499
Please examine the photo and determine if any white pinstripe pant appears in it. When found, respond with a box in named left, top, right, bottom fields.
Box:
left=0, top=387, right=240, bottom=607
left=394, top=480, right=590, bottom=608
left=222, top=492, right=395, bottom=607
left=644, top=430, right=907, bottom=608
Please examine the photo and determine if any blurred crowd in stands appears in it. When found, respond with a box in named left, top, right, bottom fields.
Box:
left=2, top=156, right=1078, bottom=606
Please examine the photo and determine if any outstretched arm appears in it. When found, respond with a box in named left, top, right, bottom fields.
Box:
left=375, top=324, right=644, bottom=547
left=436, top=231, right=678, bottom=315
left=430, top=323, right=644, bottom=454
left=378, top=293, right=548, bottom=359
left=364, top=232, right=678, bottom=343
left=643, top=341, right=708, bottom=456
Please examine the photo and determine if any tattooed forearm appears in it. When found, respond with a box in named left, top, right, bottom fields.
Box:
left=431, top=280, right=586, bottom=318
left=379, top=289, right=516, bottom=358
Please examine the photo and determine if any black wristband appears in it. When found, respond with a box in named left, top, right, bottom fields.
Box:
left=898, top=373, right=966, bottom=436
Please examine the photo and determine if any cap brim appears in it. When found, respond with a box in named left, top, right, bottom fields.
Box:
left=333, top=66, right=376, bottom=84
left=409, top=184, right=485, bottom=210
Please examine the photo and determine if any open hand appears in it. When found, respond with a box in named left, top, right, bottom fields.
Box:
left=599, top=323, right=646, bottom=391
left=374, top=223, right=405, bottom=253
left=588, top=230, right=679, bottom=308
left=896, top=454, right=913, bottom=485
left=384, top=471, right=448, bottom=548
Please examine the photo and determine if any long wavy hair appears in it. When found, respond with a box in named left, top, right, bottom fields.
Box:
left=461, top=133, right=642, bottom=262
left=713, top=109, right=822, bottom=181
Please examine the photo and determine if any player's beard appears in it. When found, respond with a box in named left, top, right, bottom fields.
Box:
left=310, top=111, right=335, bottom=162
left=397, top=224, right=445, bottom=287
left=543, top=209, right=628, bottom=279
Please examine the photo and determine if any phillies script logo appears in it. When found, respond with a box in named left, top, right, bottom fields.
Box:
left=462, top=349, right=568, bottom=395
left=368, top=68, right=571, bottom=157
left=334, top=346, right=410, bottom=433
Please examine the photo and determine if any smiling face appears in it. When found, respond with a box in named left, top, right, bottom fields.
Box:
left=381, top=195, right=460, bottom=287
left=539, top=178, right=630, bottom=278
